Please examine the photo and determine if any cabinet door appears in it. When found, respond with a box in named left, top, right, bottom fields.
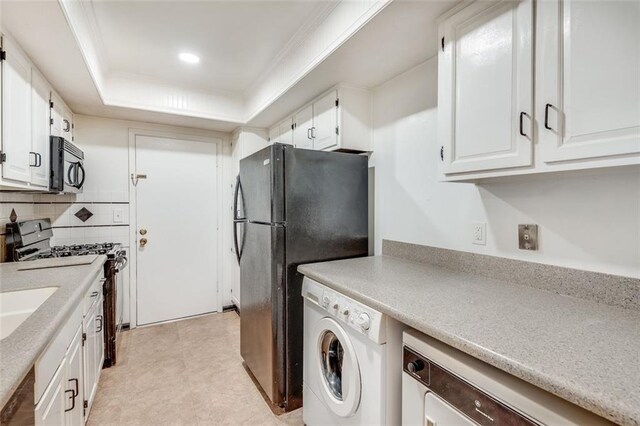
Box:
left=65, top=325, right=84, bottom=426
left=279, top=118, right=293, bottom=145
left=31, top=70, right=51, bottom=188
left=96, top=294, right=105, bottom=375
left=35, top=361, right=66, bottom=426
left=312, top=91, right=338, bottom=151
left=1, top=36, right=32, bottom=183
left=439, top=0, right=533, bottom=174
left=268, top=125, right=280, bottom=144
left=293, top=105, right=313, bottom=149
left=539, top=0, right=640, bottom=162
left=83, top=302, right=98, bottom=420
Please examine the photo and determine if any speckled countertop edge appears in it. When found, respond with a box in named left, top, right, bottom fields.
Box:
left=0, top=256, right=106, bottom=408
left=298, top=256, right=640, bottom=426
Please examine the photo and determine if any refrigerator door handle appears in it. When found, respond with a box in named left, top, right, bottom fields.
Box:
left=233, top=220, right=243, bottom=264
left=234, top=174, right=246, bottom=221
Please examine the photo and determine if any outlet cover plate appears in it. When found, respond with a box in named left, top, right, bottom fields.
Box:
left=519, top=224, right=538, bottom=250
left=472, top=222, right=486, bottom=245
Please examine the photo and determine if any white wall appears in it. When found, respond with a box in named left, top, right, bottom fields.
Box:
left=74, top=115, right=236, bottom=323
left=372, top=57, right=640, bottom=278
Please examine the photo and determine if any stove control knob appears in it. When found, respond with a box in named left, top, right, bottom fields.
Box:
left=321, top=295, right=331, bottom=307
left=355, top=313, right=371, bottom=331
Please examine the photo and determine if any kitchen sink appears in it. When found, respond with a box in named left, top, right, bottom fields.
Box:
left=0, top=287, right=59, bottom=340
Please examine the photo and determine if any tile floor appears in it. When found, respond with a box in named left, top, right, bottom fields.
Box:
left=88, top=312, right=303, bottom=425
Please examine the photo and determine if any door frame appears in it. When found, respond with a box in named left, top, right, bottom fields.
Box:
left=128, top=128, right=223, bottom=328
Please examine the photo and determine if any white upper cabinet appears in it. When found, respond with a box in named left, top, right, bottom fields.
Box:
left=277, top=85, right=372, bottom=152
left=1, top=35, right=33, bottom=184
left=438, top=0, right=533, bottom=175
left=538, top=0, right=640, bottom=163
left=292, top=105, right=313, bottom=149
left=51, top=92, right=73, bottom=141
left=268, top=124, right=279, bottom=144
left=278, top=117, right=293, bottom=145
left=312, top=90, right=339, bottom=151
left=31, top=69, right=51, bottom=187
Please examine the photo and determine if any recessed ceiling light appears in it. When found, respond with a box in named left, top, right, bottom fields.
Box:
left=179, top=52, right=200, bottom=64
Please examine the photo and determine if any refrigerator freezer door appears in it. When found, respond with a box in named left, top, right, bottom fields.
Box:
left=239, top=145, right=284, bottom=224
left=240, top=222, right=286, bottom=406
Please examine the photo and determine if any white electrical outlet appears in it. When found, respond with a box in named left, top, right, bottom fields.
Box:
left=113, top=209, right=124, bottom=223
left=472, top=222, right=486, bottom=245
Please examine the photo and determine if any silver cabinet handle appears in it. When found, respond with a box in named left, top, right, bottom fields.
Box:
left=311, top=127, right=316, bottom=139
left=307, top=128, right=312, bottom=140
left=29, top=152, right=38, bottom=167
left=90, top=291, right=99, bottom=298
left=63, top=119, right=71, bottom=132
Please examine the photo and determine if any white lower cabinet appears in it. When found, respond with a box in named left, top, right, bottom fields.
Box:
left=35, top=272, right=105, bottom=426
left=35, top=363, right=66, bottom=426
left=65, top=326, right=84, bottom=426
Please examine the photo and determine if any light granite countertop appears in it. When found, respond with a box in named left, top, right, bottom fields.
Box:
left=0, top=255, right=106, bottom=408
left=299, top=255, right=640, bottom=426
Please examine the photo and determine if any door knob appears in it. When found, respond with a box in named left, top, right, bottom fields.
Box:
left=139, top=228, right=147, bottom=235
left=139, top=238, right=148, bottom=247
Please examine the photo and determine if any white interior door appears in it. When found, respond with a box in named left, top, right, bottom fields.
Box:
left=135, top=135, right=218, bottom=325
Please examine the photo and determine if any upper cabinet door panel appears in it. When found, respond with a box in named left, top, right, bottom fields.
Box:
left=31, top=70, right=51, bottom=188
left=439, top=0, right=533, bottom=174
left=268, top=125, right=279, bottom=144
left=312, top=90, right=338, bottom=151
left=2, top=36, right=33, bottom=184
left=539, top=0, right=640, bottom=162
left=293, top=105, right=313, bottom=149
left=279, top=118, right=293, bottom=145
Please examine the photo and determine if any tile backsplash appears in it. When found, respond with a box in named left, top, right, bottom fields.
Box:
left=0, top=192, right=130, bottom=248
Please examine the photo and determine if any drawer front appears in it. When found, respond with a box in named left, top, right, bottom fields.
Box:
left=83, top=272, right=105, bottom=316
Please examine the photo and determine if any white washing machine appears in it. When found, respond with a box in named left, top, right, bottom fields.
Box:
left=302, top=277, right=403, bottom=426
left=402, top=329, right=613, bottom=426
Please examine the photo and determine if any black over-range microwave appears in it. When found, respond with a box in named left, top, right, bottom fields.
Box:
left=50, top=136, right=85, bottom=194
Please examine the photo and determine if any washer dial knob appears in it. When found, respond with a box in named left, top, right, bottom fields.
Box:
left=355, top=313, right=371, bottom=330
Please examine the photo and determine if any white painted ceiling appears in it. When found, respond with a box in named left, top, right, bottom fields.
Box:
left=89, top=0, right=328, bottom=94
left=1, top=0, right=457, bottom=132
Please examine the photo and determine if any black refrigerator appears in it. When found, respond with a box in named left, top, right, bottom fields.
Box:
left=233, top=143, right=368, bottom=411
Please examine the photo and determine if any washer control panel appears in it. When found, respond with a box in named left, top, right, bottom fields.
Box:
left=303, top=277, right=387, bottom=344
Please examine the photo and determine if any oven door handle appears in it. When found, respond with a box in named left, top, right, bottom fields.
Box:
left=115, top=256, right=128, bottom=272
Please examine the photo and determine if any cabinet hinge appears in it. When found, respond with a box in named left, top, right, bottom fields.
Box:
left=50, top=118, right=54, bottom=125
left=440, top=146, right=444, bottom=161
left=49, top=100, right=54, bottom=109
left=0, top=50, right=5, bottom=61
left=441, top=37, right=445, bottom=52
left=291, top=123, right=294, bottom=131
left=0, top=152, right=6, bottom=163
left=335, top=98, right=339, bottom=108
left=335, top=126, right=339, bottom=135
left=82, top=332, right=86, bottom=345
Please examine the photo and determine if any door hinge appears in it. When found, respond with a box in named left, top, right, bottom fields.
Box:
left=0, top=152, right=6, bottom=163
left=440, top=146, right=444, bottom=161
left=441, top=37, right=445, bottom=52
left=0, top=50, right=5, bottom=61
left=335, top=98, right=339, bottom=108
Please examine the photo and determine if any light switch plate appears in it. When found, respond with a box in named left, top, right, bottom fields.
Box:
left=518, top=224, right=538, bottom=250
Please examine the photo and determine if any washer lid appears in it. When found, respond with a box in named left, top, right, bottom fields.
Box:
left=314, top=317, right=361, bottom=417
